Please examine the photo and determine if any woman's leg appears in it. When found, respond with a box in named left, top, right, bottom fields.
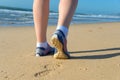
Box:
left=56, top=0, right=78, bottom=38
left=33, top=0, right=49, bottom=43
left=58, top=0, right=78, bottom=28
left=33, top=0, right=54, bottom=56
left=51, top=0, right=78, bottom=59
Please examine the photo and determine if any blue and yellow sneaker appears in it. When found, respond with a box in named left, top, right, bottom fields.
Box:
left=36, top=44, right=55, bottom=56
left=50, top=30, right=70, bottom=59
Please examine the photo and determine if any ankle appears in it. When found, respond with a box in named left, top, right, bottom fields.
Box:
left=36, top=42, right=48, bottom=48
left=56, top=26, right=68, bottom=38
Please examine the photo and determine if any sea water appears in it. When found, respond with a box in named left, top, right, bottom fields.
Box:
left=0, top=0, right=120, bottom=26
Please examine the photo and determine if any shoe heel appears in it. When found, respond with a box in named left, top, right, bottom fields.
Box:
left=51, top=35, right=69, bottom=59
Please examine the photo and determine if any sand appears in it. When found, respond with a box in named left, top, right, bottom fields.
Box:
left=0, top=22, right=120, bottom=80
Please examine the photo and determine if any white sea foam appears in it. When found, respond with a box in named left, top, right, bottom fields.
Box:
left=0, top=8, right=120, bottom=26
left=0, top=8, right=32, bottom=14
left=74, top=14, right=120, bottom=19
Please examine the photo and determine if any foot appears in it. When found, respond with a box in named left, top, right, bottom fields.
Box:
left=35, top=44, right=55, bottom=56
left=50, top=30, right=70, bottom=59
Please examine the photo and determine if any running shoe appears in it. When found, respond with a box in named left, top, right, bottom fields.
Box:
left=50, top=30, right=70, bottom=59
left=35, top=44, right=55, bottom=56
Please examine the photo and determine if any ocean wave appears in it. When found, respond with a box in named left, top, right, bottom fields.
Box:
left=1, top=7, right=120, bottom=19
left=0, top=6, right=32, bottom=11
left=0, top=8, right=32, bottom=14
left=74, top=14, right=120, bottom=19
left=0, top=8, right=120, bottom=26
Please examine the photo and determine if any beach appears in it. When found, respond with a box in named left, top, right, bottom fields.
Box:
left=0, top=22, right=120, bottom=80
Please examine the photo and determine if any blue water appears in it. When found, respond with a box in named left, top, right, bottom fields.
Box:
left=0, top=0, right=120, bottom=26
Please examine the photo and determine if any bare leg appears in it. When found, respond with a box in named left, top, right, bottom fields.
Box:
left=33, top=0, right=49, bottom=43
left=58, top=0, right=78, bottom=28
left=50, top=0, right=78, bottom=59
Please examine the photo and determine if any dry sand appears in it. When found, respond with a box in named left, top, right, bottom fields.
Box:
left=0, top=22, right=120, bottom=80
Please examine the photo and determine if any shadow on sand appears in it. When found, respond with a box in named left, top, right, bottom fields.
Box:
left=69, top=47, right=120, bottom=59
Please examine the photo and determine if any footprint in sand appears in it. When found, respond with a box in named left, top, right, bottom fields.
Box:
left=34, top=62, right=62, bottom=77
left=0, top=70, right=9, bottom=79
left=34, top=69, right=51, bottom=77
left=79, top=67, right=88, bottom=71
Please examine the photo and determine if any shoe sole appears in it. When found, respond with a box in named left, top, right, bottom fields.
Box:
left=50, top=35, right=69, bottom=59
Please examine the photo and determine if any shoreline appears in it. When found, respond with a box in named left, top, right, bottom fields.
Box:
left=0, top=22, right=120, bottom=27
